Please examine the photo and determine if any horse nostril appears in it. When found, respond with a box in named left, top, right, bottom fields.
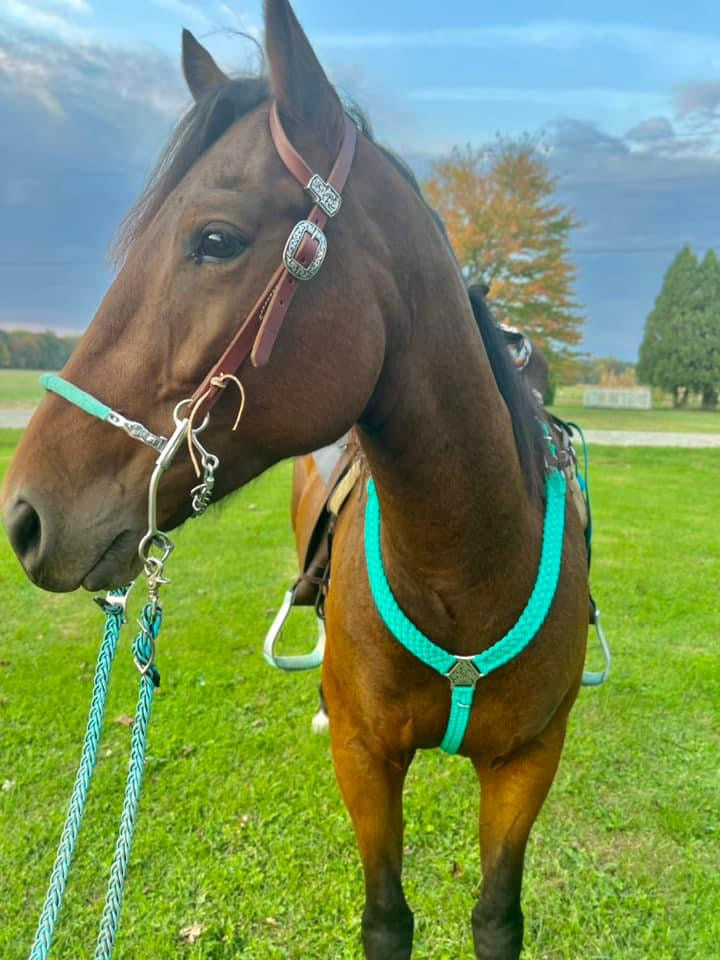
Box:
left=7, top=498, right=43, bottom=565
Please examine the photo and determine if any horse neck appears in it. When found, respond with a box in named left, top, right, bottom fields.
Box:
left=356, top=232, right=543, bottom=643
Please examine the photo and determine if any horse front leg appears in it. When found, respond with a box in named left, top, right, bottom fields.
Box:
left=329, top=715, right=415, bottom=960
left=470, top=700, right=573, bottom=960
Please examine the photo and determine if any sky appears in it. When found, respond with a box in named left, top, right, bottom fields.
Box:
left=1, top=0, right=719, bottom=359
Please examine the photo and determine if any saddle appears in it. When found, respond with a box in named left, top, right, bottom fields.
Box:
left=290, top=435, right=361, bottom=609
left=498, top=322, right=533, bottom=371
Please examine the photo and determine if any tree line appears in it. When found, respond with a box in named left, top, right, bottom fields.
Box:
left=638, top=247, right=720, bottom=409
left=0, top=330, right=79, bottom=370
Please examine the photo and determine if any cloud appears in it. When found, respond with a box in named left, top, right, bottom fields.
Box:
left=316, top=21, right=720, bottom=73
left=674, top=80, right=720, bottom=119
left=151, top=0, right=212, bottom=30
left=1, top=0, right=95, bottom=44
left=40, top=0, right=91, bottom=13
left=216, top=4, right=261, bottom=41
left=625, top=117, right=675, bottom=142
left=0, top=28, right=187, bottom=124
left=408, top=86, right=667, bottom=115
left=0, top=24, right=190, bottom=330
left=533, top=119, right=720, bottom=356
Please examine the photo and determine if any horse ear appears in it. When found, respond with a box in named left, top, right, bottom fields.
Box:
left=182, top=29, right=229, bottom=102
left=264, top=0, right=344, bottom=153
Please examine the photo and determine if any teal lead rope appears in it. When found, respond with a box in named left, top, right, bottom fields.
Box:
left=29, top=591, right=126, bottom=960
left=29, top=594, right=162, bottom=960
left=364, top=468, right=567, bottom=755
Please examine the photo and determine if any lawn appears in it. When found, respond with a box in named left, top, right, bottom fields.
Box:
left=4, top=370, right=720, bottom=438
left=550, top=386, right=720, bottom=433
left=1, top=432, right=718, bottom=959
left=0, top=370, right=47, bottom=408
left=549, top=401, right=720, bottom=434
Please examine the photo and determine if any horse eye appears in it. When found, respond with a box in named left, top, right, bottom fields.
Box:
left=195, top=226, right=245, bottom=262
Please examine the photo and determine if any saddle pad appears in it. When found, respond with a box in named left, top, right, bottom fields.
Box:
left=311, top=438, right=348, bottom=489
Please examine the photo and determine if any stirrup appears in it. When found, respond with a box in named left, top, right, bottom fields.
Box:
left=582, top=608, right=611, bottom=686
left=263, top=587, right=326, bottom=671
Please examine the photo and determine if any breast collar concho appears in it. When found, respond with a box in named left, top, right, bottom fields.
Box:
left=40, top=103, right=358, bottom=593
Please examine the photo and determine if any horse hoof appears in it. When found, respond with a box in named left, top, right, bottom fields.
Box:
left=311, top=707, right=330, bottom=734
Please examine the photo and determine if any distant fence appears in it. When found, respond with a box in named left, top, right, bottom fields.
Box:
left=583, top=387, right=652, bottom=410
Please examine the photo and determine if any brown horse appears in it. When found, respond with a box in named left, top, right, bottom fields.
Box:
left=1, top=3, right=588, bottom=957
left=290, top=284, right=554, bottom=732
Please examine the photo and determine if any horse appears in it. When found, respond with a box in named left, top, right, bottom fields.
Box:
left=1, top=3, right=589, bottom=957
left=290, top=283, right=555, bottom=733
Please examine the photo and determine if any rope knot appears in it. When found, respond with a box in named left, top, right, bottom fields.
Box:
left=132, top=602, right=162, bottom=687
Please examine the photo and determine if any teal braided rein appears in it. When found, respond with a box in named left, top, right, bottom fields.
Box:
left=28, top=590, right=127, bottom=960
left=365, top=468, right=567, bottom=755
left=28, top=595, right=162, bottom=960
left=95, top=603, right=161, bottom=959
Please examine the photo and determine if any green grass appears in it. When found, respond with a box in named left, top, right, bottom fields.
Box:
left=551, top=386, right=720, bottom=433
left=0, top=370, right=47, bottom=408
left=1, top=433, right=719, bottom=959
left=549, top=401, right=720, bottom=434
left=4, top=370, right=720, bottom=437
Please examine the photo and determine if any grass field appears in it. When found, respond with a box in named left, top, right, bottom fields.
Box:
left=1, top=430, right=719, bottom=959
left=550, top=386, right=720, bottom=434
left=4, top=370, right=720, bottom=436
left=0, top=371, right=47, bottom=408
left=548, top=402, right=720, bottom=434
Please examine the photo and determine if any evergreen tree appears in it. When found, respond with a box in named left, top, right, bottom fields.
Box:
left=694, top=250, right=720, bottom=409
left=637, top=246, right=702, bottom=406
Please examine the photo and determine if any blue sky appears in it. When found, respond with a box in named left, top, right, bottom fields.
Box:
left=1, top=0, right=719, bottom=358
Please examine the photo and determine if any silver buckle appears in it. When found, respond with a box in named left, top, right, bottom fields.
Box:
left=306, top=174, right=342, bottom=217
left=283, top=220, right=327, bottom=281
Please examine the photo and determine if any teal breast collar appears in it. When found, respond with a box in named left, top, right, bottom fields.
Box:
left=364, top=468, right=567, bottom=754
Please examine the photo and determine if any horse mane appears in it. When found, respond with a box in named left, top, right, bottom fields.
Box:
left=429, top=209, right=547, bottom=502
left=114, top=68, right=546, bottom=501
left=467, top=286, right=547, bottom=503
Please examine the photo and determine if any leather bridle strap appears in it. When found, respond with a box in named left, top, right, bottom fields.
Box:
left=190, top=103, right=358, bottom=423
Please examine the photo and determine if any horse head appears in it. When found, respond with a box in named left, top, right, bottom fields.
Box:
left=2, top=0, right=423, bottom=591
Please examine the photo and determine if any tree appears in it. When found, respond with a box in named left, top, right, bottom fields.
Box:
left=0, top=331, right=10, bottom=368
left=1, top=330, right=79, bottom=370
left=694, top=250, right=720, bottom=409
left=425, top=138, right=584, bottom=372
left=638, top=246, right=720, bottom=408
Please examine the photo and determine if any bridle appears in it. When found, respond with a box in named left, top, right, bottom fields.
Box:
left=41, top=102, right=358, bottom=606
left=191, top=103, right=357, bottom=421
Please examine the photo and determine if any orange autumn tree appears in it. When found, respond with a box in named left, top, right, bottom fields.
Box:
left=425, top=138, right=584, bottom=369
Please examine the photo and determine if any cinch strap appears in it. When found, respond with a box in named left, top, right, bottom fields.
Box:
left=364, top=468, right=567, bottom=755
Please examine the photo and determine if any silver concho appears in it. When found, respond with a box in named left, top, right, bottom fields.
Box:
left=306, top=174, right=342, bottom=218
left=446, top=658, right=483, bottom=688
left=283, top=220, right=327, bottom=281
